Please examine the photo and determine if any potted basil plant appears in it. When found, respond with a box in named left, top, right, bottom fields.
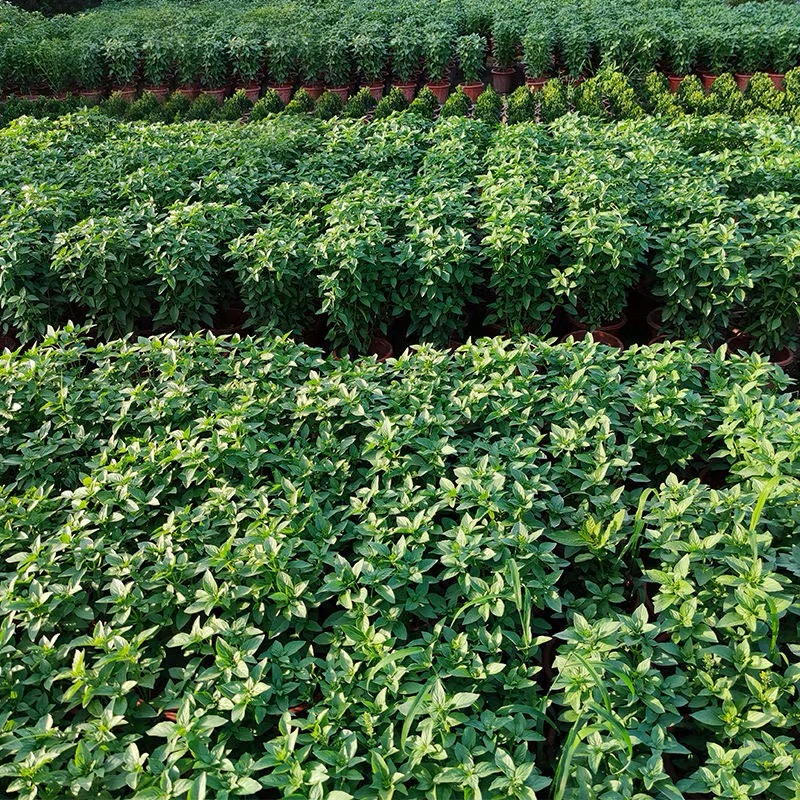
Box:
left=456, top=33, right=486, bottom=102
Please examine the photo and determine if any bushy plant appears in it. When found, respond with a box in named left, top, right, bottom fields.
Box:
left=217, top=89, right=253, bottom=121
left=373, top=86, right=408, bottom=118
left=266, top=35, right=296, bottom=85
left=676, top=74, right=707, bottom=114
left=284, top=87, right=315, bottom=114
left=342, top=86, right=375, bottom=118
left=747, top=72, right=785, bottom=113
left=351, top=23, right=386, bottom=85
left=440, top=85, right=471, bottom=117
left=784, top=66, right=800, bottom=110
left=315, top=89, right=343, bottom=119
left=390, top=25, right=423, bottom=83
left=522, top=22, right=552, bottom=79
left=705, top=72, right=746, bottom=117
left=186, top=92, right=220, bottom=120
left=102, top=90, right=131, bottom=118
left=474, top=85, right=502, bottom=124
left=104, top=35, right=138, bottom=87
left=491, top=20, right=520, bottom=70
left=228, top=31, right=264, bottom=84
left=506, top=84, right=535, bottom=123
left=424, top=24, right=453, bottom=83
left=125, top=90, right=162, bottom=122
left=456, top=33, right=485, bottom=83
left=539, top=77, right=568, bottom=121
left=162, top=90, right=192, bottom=121
left=142, top=36, right=171, bottom=87
left=250, top=88, right=285, bottom=119
left=408, top=85, right=437, bottom=118
left=641, top=71, right=683, bottom=117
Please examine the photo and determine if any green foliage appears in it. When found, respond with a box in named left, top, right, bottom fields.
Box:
left=705, top=72, right=747, bottom=117
left=342, top=87, right=375, bottom=118
left=390, top=24, right=422, bottom=84
left=474, top=86, right=502, bottom=125
left=186, top=92, right=221, bottom=121
left=522, top=22, right=552, bottom=79
left=102, top=91, right=131, bottom=119
left=315, top=90, right=343, bottom=120
left=456, top=33, right=485, bottom=84
left=373, top=86, right=408, bottom=118
left=539, top=77, right=567, bottom=122
left=0, top=329, right=798, bottom=798
left=676, top=74, right=707, bottom=114
left=424, top=24, right=453, bottom=83
left=640, top=71, right=683, bottom=117
left=491, top=19, right=520, bottom=70
left=250, top=89, right=285, bottom=119
left=217, top=89, right=253, bottom=121
left=124, top=91, right=163, bottom=122
left=284, top=88, right=316, bottom=115
left=352, top=23, right=387, bottom=84
left=747, top=72, right=785, bottom=113
left=506, top=85, right=535, bottom=124
left=162, top=91, right=192, bottom=122
left=408, top=86, right=437, bottom=119
left=440, top=85, right=471, bottom=118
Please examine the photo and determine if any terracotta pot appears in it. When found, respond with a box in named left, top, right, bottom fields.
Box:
left=204, top=87, right=227, bottom=105
left=647, top=308, right=664, bottom=337
left=566, top=311, right=627, bottom=333
left=145, top=85, right=169, bottom=103
left=303, top=84, right=324, bottom=101
left=526, top=77, right=548, bottom=92
left=328, top=86, right=350, bottom=102
left=726, top=334, right=795, bottom=369
left=242, top=82, right=261, bottom=102
left=175, top=85, right=200, bottom=101
left=368, top=336, right=393, bottom=362
left=116, top=86, right=137, bottom=102
left=667, top=75, right=684, bottom=93
left=767, top=72, right=785, bottom=91
left=491, top=67, right=516, bottom=94
left=648, top=334, right=669, bottom=345
left=734, top=73, right=752, bottom=92
left=23, top=93, right=44, bottom=101
left=426, top=81, right=450, bottom=104
left=269, top=85, right=294, bottom=104
left=561, top=330, right=624, bottom=350
left=461, top=82, right=484, bottom=102
left=0, top=335, right=19, bottom=352
left=700, top=73, right=718, bottom=92
left=365, top=83, right=384, bottom=100
left=394, top=82, right=417, bottom=102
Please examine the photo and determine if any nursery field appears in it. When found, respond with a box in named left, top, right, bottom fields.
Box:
left=1, top=0, right=800, bottom=797
left=0, top=331, right=799, bottom=799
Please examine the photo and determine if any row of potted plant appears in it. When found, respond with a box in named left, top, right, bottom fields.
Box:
left=2, top=0, right=800, bottom=99
left=1, top=110, right=799, bottom=362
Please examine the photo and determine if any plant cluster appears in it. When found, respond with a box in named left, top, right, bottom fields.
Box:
left=0, top=111, right=799, bottom=351
left=4, top=0, right=800, bottom=96
left=0, top=328, right=798, bottom=799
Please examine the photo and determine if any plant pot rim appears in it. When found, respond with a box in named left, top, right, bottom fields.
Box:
left=561, top=330, right=624, bottom=349
left=491, top=67, right=516, bottom=75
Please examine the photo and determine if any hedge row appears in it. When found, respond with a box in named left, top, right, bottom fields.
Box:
left=2, top=0, right=800, bottom=96
left=0, top=329, right=798, bottom=799
left=2, top=112, right=799, bottom=353
left=4, top=67, right=800, bottom=130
